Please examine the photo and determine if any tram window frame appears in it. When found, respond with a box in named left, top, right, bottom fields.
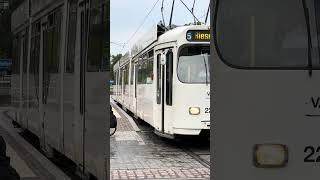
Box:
left=213, top=0, right=313, bottom=69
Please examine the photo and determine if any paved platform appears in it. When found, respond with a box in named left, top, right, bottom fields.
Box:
left=0, top=108, right=71, bottom=180
left=110, top=101, right=210, bottom=180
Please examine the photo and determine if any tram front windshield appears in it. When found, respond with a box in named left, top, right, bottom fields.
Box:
left=178, top=46, right=210, bottom=84
left=215, top=0, right=311, bottom=68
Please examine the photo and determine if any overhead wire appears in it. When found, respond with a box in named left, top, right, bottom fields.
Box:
left=169, top=0, right=176, bottom=28
left=111, top=41, right=125, bottom=47
left=161, top=0, right=166, bottom=27
left=191, top=0, right=196, bottom=24
left=179, top=0, right=201, bottom=23
left=205, top=2, right=210, bottom=24
left=121, top=0, right=161, bottom=53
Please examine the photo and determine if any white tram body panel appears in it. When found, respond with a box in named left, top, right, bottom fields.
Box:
left=113, top=25, right=210, bottom=137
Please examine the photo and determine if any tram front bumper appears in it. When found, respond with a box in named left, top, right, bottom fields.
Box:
left=173, top=120, right=210, bottom=135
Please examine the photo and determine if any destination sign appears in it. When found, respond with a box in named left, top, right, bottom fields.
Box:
left=186, top=30, right=211, bottom=42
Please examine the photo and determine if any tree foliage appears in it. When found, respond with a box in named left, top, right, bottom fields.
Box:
left=110, top=54, right=122, bottom=80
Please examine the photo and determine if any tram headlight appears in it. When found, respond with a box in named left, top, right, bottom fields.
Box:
left=253, top=144, right=288, bottom=168
left=189, top=107, right=200, bottom=115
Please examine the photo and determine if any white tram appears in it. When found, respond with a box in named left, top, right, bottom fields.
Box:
left=11, top=0, right=108, bottom=179
left=212, top=0, right=320, bottom=179
left=112, top=25, right=210, bottom=138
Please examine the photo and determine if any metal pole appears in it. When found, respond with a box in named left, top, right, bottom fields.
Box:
left=169, top=0, right=175, bottom=29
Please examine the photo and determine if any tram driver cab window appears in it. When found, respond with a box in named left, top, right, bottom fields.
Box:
left=215, top=0, right=309, bottom=68
left=178, top=46, right=210, bottom=84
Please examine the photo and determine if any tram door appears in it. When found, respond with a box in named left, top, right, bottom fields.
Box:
left=41, top=10, right=63, bottom=152
left=156, top=49, right=173, bottom=135
left=77, top=0, right=89, bottom=175
left=78, top=1, right=107, bottom=179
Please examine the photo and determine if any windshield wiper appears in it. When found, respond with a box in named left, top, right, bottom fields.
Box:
left=302, top=0, right=313, bottom=77
left=202, top=54, right=209, bottom=85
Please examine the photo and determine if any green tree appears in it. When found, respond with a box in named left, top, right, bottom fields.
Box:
left=110, top=54, right=122, bottom=80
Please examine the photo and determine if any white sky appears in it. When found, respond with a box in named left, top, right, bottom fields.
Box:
left=110, top=0, right=210, bottom=55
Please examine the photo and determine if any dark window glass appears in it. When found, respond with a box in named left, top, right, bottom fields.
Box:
left=103, top=2, right=109, bottom=71
left=65, top=0, right=77, bottom=73
left=314, top=1, right=320, bottom=65
left=215, top=0, right=308, bottom=68
left=44, top=11, right=62, bottom=73
left=22, top=30, right=28, bottom=74
left=87, top=5, right=106, bottom=72
left=12, top=36, right=20, bottom=74
left=30, top=22, right=41, bottom=107
left=166, top=51, right=173, bottom=105
left=130, top=62, right=134, bottom=85
left=156, top=54, right=161, bottom=104
left=137, top=50, right=154, bottom=84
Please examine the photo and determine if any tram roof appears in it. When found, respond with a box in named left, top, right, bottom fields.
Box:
left=113, top=24, right=210, bottom=70
left=157, top=24, right=210, bottom=44
left=131, top=24, right=210, bottom=59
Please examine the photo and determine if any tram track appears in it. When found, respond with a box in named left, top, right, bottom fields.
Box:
left=111, top=99, right=211, bottom=169
left=180, top=146, right=210, bottom=168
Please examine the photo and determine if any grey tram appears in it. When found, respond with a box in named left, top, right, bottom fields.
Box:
left=11, top=0, right=108, bottom=179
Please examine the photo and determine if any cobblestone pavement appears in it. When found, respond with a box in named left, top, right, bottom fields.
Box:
left=110, top=104, right=210, bottom=180
left=112, top=107, right=135, bottom=132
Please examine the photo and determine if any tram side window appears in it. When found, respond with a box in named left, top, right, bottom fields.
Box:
left=215, top=0, right=308, bottom=68
left=146, top=50, right=154, bottom=84
left=30, top=23, right=40, bottom=74
left=87, top=5, right=106, bottom=72
left=130, top=62, right=134, bottom=85
left=12, top=36, right=20, bottom=75
left=119, top=70, right=122, bottom=93
left=30, top=22, right=41, bottom=107
left=23, top=30, right=28, bottom=74
left=114, top=72, right=117, bottom=83
left=45, top=11, right=62, bottom=73
left=103, top=1, right=109, bottom=72
left=65, top=0, right=77, bottom=73
left=124, top=65, right=129, bottom=94
left=137, top=61, right=145, bottom=84
left=126, top=65, right=130, bottom=85
left=137, top=51, right=154, bottom=84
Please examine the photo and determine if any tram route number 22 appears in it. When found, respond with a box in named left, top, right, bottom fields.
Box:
left=205, top=108, right=210, bottom=113
left=304, top=146, right=320, bottom=162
